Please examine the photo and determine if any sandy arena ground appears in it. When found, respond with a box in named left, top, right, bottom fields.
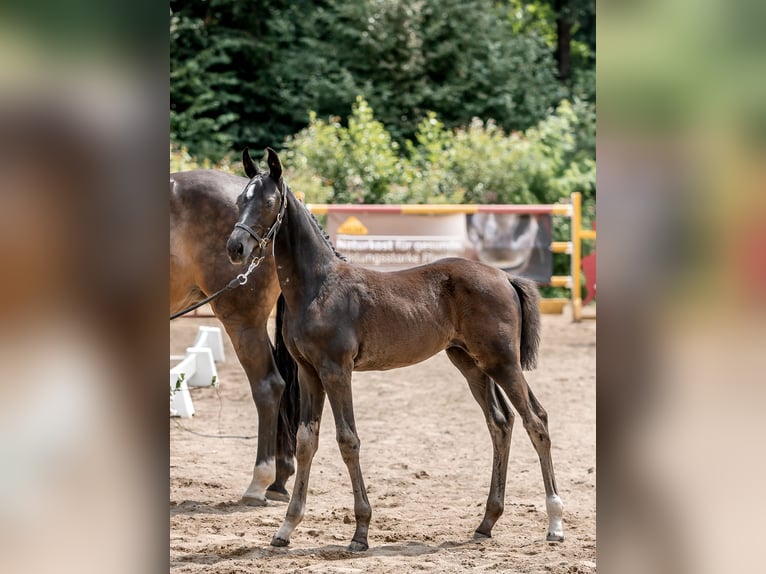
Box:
left=170, top=310, right=596, bottom=573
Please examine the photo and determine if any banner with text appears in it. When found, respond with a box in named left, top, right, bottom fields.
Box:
left=327, top=211, right=552, bottom=283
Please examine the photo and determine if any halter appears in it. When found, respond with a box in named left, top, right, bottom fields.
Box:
left=234, top=178, right=287, bottom=258
left=168, top=179, right=287, bottom=321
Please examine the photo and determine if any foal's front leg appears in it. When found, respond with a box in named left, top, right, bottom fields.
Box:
left=271, top=365, right=325, bottom=546
left=322, top=364, right=372, bottom=552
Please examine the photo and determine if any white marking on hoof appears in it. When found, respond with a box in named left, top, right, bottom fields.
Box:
left=243, top=459, right=276, bottom=501
left=273, top=523, right=295, bottom=546
left=545, top=494, right=564, bottom=541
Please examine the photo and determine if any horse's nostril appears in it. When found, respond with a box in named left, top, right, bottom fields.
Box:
left=227, top=238, right=245, bottom=262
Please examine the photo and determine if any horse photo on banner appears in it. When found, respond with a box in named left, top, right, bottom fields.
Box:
left=465, top=213, right=553, bottom=284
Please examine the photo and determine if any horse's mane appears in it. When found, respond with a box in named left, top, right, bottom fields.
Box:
left=286, top=183, right=346, bottom=261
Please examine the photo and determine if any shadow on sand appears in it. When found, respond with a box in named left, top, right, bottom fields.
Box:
left=173, top=537, right=488, bottom=566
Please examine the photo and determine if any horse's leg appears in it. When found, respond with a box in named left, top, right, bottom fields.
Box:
left=243, top=357, right=285, bottom=506
left=269, top=295, right=299, bottom=502
left=486, top=363, right=564, bottom=542
left=322, top=366, right=372, bottom=552
left=446, top=347, right=514, bottom=539
left=268, top=402, right=296, bottom=502
left=225, top=324, right=286, bottom=506
left=271, top=363, right=325, bottom=547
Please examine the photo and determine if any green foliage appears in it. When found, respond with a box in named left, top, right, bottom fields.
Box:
left=171, top=373, right=185, bottom=399
left=418, top=0, right=563, bottom=138
left=286, top=97, right=404, bottom=204
left=506, top=1, right=596, bottom=102
left=170, top=0, right=593, bottom=160
left=283, top=96, right=595, bottom=208
left=170, top=9, right=245, bottom=162
left=170, top=144, right=238, bottom=174
left=400, top=113, right=464, bottom=204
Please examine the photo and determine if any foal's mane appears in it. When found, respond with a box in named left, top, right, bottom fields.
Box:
left=286, top=183, right=346, bottom=261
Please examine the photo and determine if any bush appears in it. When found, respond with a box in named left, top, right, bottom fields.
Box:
left=170, top=144, right=238, bottom=174
left=285, top=97, right=404, bottom=204
left=283, top=96, right=595, bottom=209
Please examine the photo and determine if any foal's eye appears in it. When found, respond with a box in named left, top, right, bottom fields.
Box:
left=266, top=198, right=276, bottom=208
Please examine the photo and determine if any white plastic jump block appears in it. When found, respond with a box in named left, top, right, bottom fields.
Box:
left=183, top=347, right=217, bottom=387
left=169, top=326, right=225, bottom=417
left=170, top=358, right=195, bottom=418
left=193, top=326, right=225, bottom=362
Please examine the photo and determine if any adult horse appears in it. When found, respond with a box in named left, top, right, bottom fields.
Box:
left=170, top=169, right=298, bottom=505
left=226, top=148, right=564, bottom=551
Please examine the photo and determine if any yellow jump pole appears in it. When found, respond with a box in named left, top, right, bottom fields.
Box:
left=571, top=192, right=583, bottom=321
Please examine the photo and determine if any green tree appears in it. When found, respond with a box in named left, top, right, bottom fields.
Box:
left=170, top=0, right=584, bottom=160
left=419, top=0, right=563, bottom=137
left=506, top=0, right=596, bottom=101
left=170, top=8, right=244, bottom=160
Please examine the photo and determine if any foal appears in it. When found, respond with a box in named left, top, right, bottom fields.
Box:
left=226, top=148, right=564, bottom=551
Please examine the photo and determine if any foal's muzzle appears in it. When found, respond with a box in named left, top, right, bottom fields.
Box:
left=226, top=230, right=252, bottom=264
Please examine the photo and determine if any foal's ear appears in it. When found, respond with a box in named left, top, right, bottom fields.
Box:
left=242, top=147, right=260, bottom=179
left=265, top=147, right=282, bottom=181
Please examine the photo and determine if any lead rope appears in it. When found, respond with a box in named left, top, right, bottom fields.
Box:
left=169, top=254, right=264, bottom=320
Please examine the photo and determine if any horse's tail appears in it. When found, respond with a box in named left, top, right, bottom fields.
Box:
left=508, top=275, right=541, bottom=370
left=274, top=294, right=299, bottom=461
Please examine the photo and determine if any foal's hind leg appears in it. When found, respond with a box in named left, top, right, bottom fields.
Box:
left=446, top=348, right=514, bottom=539
left=271, top=364, right=325, bottom=547
left=487, top=364, right=564, bottom=542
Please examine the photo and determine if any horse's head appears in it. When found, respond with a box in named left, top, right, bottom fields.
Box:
left=226, top=147, right=285, bottom=264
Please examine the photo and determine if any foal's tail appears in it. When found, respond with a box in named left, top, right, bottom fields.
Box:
left=508, top=276, right=541, bottom=370
left=274, top=294, right=299, bottom=460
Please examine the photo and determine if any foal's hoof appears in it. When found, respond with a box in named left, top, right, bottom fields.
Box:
left=241, top=495, right=268, bottom=507
left=265, top=486, right=290, bottom=503
left=546, top=531, right=565, bottom=543
left=270, top=535, right=290, bottom=547
left=348, top=539, right=369, bottom=552
left=473, top=530, right=491, bottom=541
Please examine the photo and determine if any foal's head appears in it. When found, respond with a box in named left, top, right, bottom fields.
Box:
left=226, top=147, right=285, bottom=264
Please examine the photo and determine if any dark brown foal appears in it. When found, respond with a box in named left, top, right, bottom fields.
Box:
left=226, top=148, right=564, bottom=550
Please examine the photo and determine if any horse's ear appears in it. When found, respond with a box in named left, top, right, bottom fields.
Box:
left=242, top=147, right=260, bottom=179
left=265, top=147, right=282, bottom=181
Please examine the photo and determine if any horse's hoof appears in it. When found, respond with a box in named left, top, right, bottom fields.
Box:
left=241, top=495, right=268, bottom=507
left=348, top=539, right=369, bottom=552
left=265, top=488, right=290, bottom=503
left=270, top=535, right=290, bottom=547
left=473, top=530, right=491, bottom=540
left=546, top=532, right=564, bottom=543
